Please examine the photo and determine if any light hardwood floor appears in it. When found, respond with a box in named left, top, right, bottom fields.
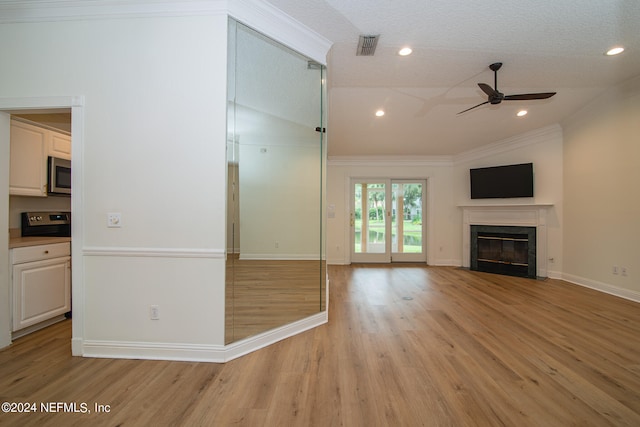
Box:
left=225, top=259, right=326, bottom=343
left=2, top=265, right=640, bottom=426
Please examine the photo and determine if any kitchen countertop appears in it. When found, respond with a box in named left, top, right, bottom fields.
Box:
left=9, top=236, right=71, bottom=249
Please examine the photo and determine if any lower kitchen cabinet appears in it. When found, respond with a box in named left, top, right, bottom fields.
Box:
left=10, top=242, right=71, bottom=333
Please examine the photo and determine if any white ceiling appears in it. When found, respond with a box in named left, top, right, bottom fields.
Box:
left=267, top=0, right=640, bottom=156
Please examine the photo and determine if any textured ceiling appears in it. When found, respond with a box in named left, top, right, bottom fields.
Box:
left=267, top=0, right=640, bottom=156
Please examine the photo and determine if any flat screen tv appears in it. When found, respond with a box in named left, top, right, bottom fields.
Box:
left=470, top=163, right=534, bottom=199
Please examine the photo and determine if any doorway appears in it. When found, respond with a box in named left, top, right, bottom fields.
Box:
left=350, top=179, right=427, bottom=263
left=0, top=96, right=82, bottom=353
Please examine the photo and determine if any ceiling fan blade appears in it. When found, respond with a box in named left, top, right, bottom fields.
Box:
left=503, top=92, right=556, bottom=101
left=478, top=83, right=497, bottom=97
left=457, top=101, right=489, bottom=115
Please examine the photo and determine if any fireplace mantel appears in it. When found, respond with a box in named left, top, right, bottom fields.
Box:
left=460, top=204, right=553, bottom=277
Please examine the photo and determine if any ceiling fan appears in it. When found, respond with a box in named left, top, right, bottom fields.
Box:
left=458, top=62, right=556, bottom=114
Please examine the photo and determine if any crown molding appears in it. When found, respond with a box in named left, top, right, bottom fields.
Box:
left=228, top=0, right=332, bottom=65
left=327, top=155, right=454, bottom=167
left=453, top=124, right=563, bottom=165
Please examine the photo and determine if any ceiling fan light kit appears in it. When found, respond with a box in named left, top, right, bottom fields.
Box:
left=458, top=62, right=557, bottom=115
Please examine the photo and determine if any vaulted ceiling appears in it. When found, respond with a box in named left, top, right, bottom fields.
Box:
left=268, top=0, right=640, bottom=156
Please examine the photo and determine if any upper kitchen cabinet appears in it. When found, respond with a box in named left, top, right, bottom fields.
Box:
left=48, top=132, right=71, bottom=160
left=9, top=118, right=71, bottom=197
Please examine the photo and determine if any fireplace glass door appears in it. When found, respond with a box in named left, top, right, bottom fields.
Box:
left=470, top=225, right=536, bottom=278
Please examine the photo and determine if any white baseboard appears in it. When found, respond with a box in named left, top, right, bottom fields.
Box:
left=546, top=269, right=563, bottom=280
left=79, top=311, right=328, bottom=363
left=561, top=273, right=640, bottom=303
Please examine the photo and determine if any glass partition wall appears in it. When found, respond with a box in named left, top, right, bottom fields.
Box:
left=226, top=20, right=326, bottom=344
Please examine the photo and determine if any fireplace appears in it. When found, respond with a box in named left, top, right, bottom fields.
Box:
left=460, top=204, right=552, bottom=278
left=470, top=225, right=536, bottom=278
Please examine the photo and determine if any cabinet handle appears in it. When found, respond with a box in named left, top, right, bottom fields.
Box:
left=44, top=250, right=49, bottom=254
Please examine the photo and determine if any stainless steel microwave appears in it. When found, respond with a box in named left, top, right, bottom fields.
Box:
left=48, top=156, right=71, bottom=196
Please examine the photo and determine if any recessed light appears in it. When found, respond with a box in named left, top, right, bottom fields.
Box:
left=375, top=110, right=385, bottom=117
left=606, top=46, right=624, bottom=56
left=517, top=110, right=528, bottom=117
left=398, top=47, right=413, bottom=56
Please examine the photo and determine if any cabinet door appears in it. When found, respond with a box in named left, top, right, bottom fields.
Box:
left=9, top=120, right=48, bottom=197
left=12, top=257, right=71, bottom=331
left=49, top=132, right=72, bottom=160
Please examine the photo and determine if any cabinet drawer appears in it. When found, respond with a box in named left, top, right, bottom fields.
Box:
left=11, top=242, right=71, bottom=264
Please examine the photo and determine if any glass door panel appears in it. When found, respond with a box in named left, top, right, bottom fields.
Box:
left=351, top=180, right=391, bottom=263
left=391, top=181, right=426, bottom=262
left=351, top=179, right=426, bottom=263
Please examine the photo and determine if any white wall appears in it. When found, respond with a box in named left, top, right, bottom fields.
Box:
left=562, top=75, right=640, bottom=300
left=239, top=142, right=322, bottom=259
left=0, top=15, right=230, bottom=349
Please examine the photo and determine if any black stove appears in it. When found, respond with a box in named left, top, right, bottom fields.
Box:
left=21, top=211, right=71, bottom=237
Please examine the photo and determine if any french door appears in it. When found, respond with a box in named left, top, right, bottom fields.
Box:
left=350, top=179, right=426, bottom=263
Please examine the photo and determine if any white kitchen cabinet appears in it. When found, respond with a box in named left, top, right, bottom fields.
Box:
left=49, top=131, right=72, bottom=160
left=9, top=118, right=72, bottom=196
left=9, top=120, right=48, bottom=197
left=11, top=242, right=71, bottom=333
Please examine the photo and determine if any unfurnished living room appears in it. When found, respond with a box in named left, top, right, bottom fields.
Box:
left=1, top=0, right=639, bottom=426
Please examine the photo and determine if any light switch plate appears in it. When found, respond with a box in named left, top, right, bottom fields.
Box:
left=107, top=212, right=122, bottom=228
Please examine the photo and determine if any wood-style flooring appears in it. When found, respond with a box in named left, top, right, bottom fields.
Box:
left=2, top=265, right=640, bottom=426
left=225, top=259, right=326, bottom=343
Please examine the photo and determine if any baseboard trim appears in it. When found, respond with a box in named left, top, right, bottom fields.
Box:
left=80, top=311, right=328, bottom=363
left=561, top=273, right=640, bottom=303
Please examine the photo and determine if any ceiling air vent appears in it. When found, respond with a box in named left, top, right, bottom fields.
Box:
left=356, top=34, right=380, bottom=56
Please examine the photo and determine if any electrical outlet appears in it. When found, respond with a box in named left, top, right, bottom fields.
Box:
left=150, top=305, right=160, bottom=320
left=613, top=266, right=619, bottom=275
left=107, top=213, right=122, bottom=228
left=621, top=267, right=627, bottom=277
left=275, top=241, right=279, bottom=248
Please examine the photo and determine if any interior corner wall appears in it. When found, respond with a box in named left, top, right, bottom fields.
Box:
left=452, top=126, right=565, bottom=277
left=0, top=15, right=230, bottom=349
left=562, top=74, right=640, bottom=300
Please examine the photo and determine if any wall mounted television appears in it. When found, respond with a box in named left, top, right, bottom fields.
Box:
left=470, top=163, right=534, bottom=199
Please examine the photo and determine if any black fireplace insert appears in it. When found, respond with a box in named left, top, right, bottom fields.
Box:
left=470, top=225, right=536, bottom=278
